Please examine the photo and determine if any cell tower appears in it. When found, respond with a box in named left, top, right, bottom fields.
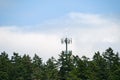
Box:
left=61, top=37, right=72, bottom=54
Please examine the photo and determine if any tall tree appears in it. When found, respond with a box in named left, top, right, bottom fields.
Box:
left=91, top=51, right=108, bottom=80
left=21, top=54, right=32, bottom=80
left=67, top=55, right=82, bottom=80
left=44, top=57, right=58, bottom=80
left=103, top=48, right=120, bottom=80
left=0, top=52, right=11, bottom=80
left=11, top=52, right=23, bottom=80
left=32, top=54, right=43, bottom=80
left=58, top=51, right=74, bottom=80
left=11, top=53, right=32, bottom=80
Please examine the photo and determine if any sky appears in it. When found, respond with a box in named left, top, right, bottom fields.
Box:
left=0, top=0, right=120, bottom=61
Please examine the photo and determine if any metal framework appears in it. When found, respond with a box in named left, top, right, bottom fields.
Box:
left=61, top=37, right=72, bottom=54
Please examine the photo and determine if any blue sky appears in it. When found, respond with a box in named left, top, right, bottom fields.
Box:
left=0, top=0, right=120, bottom=60
left=0, top=0, right=120, bottom=26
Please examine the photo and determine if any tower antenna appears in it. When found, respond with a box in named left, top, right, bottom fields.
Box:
left=61, top=37, right=72, bottom=54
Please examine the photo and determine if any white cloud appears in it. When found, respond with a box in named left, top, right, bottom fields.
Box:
left=0, top=26, right=63, bottom=61
left=0, top=12, right=120, bottom=60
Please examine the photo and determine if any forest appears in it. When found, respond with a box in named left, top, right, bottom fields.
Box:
left=0, top=47, right=120, bottom=80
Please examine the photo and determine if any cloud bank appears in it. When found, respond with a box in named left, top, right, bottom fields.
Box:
left=0, top=12, right=120, bottom=60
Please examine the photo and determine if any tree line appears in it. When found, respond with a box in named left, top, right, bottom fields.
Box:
left=0, top=47, right=120, bottom=80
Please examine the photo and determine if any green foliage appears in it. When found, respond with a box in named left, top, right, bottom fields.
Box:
left=0, top=47, right=120, bottom=80
left=44, top=57, right=58, bottom=80
left=32, top=54, right=43, bottom=80
left=0, top=52, right=11, bottom=80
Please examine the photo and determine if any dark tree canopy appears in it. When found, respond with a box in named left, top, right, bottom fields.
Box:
left=0, top=47, right=120, bottom=80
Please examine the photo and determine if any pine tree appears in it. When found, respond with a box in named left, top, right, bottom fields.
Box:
left=92, top=51, right=108, bottom=80
left=44, top=57, right=58, bottom=80
left=0, top=52, right=11, bottom=80
left=32, top=54, right=43, bottom=80
left=103, top=48, right=120, bottom=80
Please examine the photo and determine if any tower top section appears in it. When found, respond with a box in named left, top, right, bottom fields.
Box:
left=61, top=37, right=72, bottom=54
